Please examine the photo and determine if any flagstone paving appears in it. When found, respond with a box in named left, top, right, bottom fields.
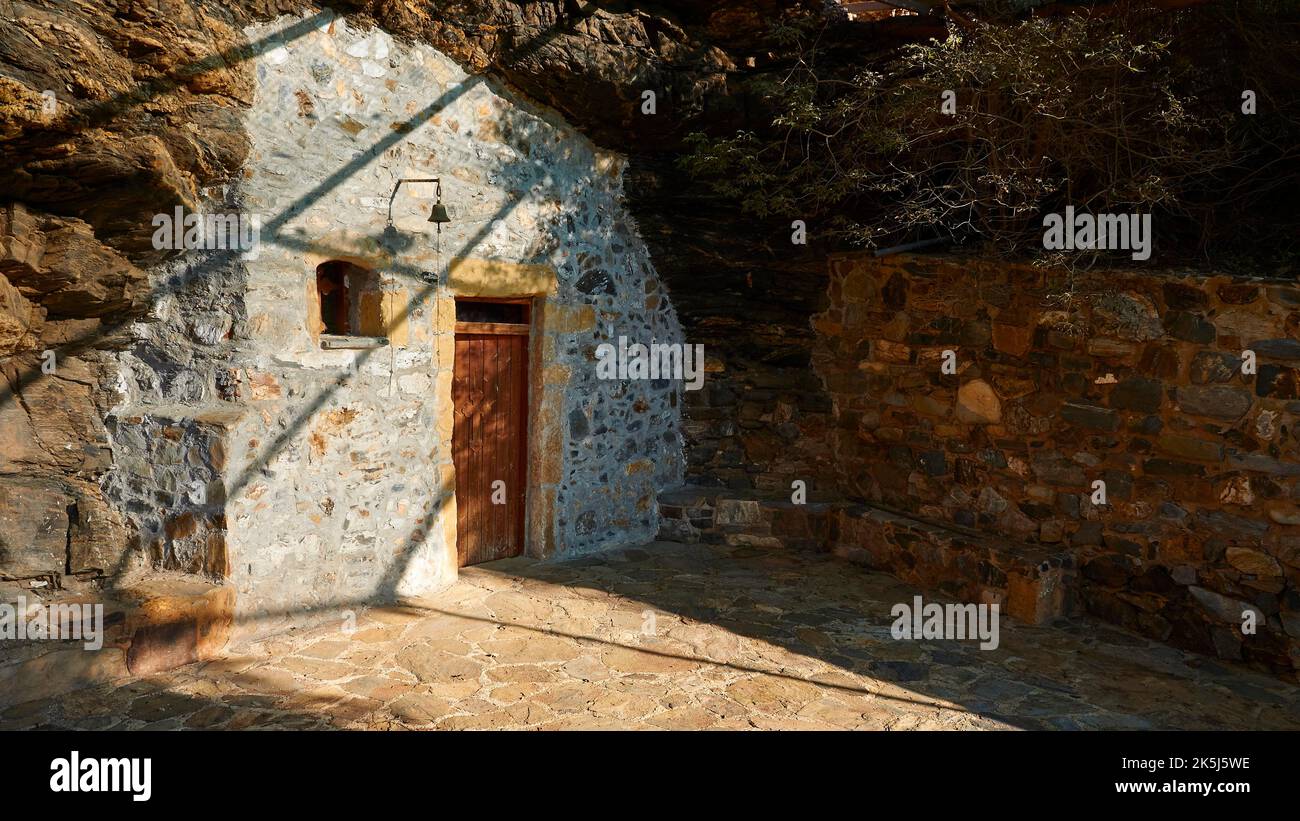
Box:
left=4, top=541, right=1298, bottom=730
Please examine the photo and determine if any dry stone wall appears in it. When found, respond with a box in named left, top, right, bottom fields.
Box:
left=100, top=234, right=250, bottom=583
left=812, top=252, right=1300, bottom=676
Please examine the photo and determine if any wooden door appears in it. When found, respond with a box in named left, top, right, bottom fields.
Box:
left=452, top=324, right=529, bottom=566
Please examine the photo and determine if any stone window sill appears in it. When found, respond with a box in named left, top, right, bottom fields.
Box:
left=320, top=334, right=389, bottom=350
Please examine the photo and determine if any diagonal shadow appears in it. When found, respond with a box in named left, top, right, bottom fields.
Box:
left=2, top=11, right=335, bottom=411
left=1, top=7, right=583, bottom=410
left=226, top=196, right=515, bottom=502
left=195, top=15, right=604, bottom=602
left=1, top=599, right=965, bottom=730
left=73, top=11, right=336, bottom=135
left=208, top=204, right=512, bottom=599
left=18, top=540, right=1296, bottom=730
left=465, top=541, right=1300, bottom=730
left=363, top=605, right=906, bottom=702
left=231, top=602, right=968, bottom=713
left=89, top=12, right=588, bottom=589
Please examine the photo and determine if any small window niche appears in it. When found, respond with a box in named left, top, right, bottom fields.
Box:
left=314, top=260, right=389, bottom=350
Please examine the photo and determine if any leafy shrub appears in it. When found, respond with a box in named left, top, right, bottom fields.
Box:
left=681, top=1, right=1300, bottom=269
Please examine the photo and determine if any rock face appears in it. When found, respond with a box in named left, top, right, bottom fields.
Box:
left=0, top=204, right=146, bottom=322
left=1, top=0, right=260, bottom=596
left=0, top=201, right=142, bottom=586
left=1, top=0, right=256, bottom=256
left=627, top=154, right=837, bottom=496
left=806, top=252, right=1300, bottom=678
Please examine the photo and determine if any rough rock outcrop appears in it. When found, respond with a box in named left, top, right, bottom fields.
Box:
left=0, top=201, right=143, bottom=583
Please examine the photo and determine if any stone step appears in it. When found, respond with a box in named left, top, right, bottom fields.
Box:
left=657, top=485, right=1076, bottom=625
left=658, top=486, right=845, bottom=549
left=0, top=575, right=234, bottom=709
left=832, top=503, right=1075, bottom=626
left=658, top=486, right=778, bottom=547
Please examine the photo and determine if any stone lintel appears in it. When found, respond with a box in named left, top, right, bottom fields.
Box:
left=447, top=257, right=557, bottom=297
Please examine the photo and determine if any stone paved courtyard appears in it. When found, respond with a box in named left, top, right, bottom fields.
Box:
left=4, top=541, right=1298, bottom=731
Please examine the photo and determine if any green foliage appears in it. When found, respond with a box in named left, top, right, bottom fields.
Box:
left=681, top=2, right=1300, bottom=267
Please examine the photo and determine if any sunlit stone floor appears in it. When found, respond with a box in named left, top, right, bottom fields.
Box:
left=4, top=541, right=1298, bottom=730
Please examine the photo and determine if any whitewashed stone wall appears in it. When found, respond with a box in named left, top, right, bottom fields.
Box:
left=146, top=11, right=686, bottom=634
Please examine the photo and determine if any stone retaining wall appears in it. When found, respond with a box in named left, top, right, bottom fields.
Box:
left=810, top=252, right=1300, bottom=676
